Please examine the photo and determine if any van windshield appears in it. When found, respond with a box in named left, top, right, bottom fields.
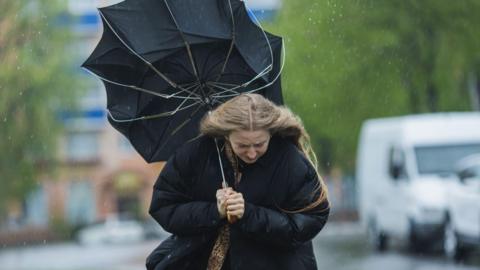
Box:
left=414, top=144, right=480, bottom=175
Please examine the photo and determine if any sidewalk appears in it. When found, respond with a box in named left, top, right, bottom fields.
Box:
left=319, top=221, right=364, bottom=238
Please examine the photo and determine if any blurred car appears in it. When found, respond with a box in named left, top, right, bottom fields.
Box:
left=77, top=215, right=145, bottom=245
left=444, top=154, right=480, bottom=261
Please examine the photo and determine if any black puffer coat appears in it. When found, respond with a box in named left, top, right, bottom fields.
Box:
left=146, top=135, right=329, bottom=270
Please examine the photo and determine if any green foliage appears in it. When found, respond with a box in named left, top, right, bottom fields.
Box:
left=266, top=0, right=480, bottom=170
left=0, top=0, right=84, bottom=213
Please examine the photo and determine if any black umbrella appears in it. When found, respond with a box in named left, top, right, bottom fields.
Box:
left=82, top=0, right=284, bottom=162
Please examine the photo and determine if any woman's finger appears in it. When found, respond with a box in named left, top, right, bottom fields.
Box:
left=227, top=204, right=243, bottom=211
left=227, top=209, right=244, bottom=218
left=216, top=189, right=225, bottom=198
left=226, top=197, right=244, bottom=204
left=224, top=187, right=234, bottom=195
left=227, top=196, right=244, bottom=201
left=227, top=192, right=243, bottom=200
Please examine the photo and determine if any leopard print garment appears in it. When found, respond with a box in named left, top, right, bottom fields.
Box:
left=207, top=142, right=241, bottom=270
left=207, top=224, right=230, bottom=270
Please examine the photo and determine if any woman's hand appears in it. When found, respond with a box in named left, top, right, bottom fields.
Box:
left=216, top=188, right=233, bottom=218
left=226, top=191, right=245, bottom=220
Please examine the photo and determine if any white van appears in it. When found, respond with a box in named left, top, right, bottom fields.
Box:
left=356, top=112, right=480, bottom=252
left=444, top=154, right=480, bottom=260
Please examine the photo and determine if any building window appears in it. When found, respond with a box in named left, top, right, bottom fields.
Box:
left=66, top=132, right=99, bottom=161
left=25, top=186, right=49, bottom=227
left=66, top=181, right=96, bottom=226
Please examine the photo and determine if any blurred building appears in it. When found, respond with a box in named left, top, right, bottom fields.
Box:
left=2, top=0, right=282, bottom=240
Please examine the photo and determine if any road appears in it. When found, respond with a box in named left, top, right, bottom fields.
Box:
left=314, top=222, right=480, bottom=270
left=0, top=222, right=479, bottom=270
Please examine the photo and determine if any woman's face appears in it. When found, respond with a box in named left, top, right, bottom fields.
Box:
left=228, top=129, right=271, bottom=164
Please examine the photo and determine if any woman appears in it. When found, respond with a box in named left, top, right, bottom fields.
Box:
left=147, top=94, right=329, bottom=270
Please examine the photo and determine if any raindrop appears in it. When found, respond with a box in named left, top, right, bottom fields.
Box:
left=19, top=91, right=23, bottom=96
left=167, top=254, right=172, bottom=259
left=3, top=117, right=6, bottom=122
left=43, top=239, right=47, bottom=245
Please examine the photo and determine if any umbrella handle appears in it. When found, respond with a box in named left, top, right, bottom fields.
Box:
left=223, top=186, right=238, bottom=224
left=227, top=214, right=238, bottom=224
left=215, top=138, right=238, bottom=224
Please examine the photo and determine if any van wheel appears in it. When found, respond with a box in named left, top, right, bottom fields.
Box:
left=368, top=220, right=388, bottom=252
left=443, top=220, right=468, bottom=262
left=408, top=221, right=427, bottom=253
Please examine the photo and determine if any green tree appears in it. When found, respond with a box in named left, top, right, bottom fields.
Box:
left=266, top=0, right=480, bottom=170
left=0, top=0, right=83, bottom=215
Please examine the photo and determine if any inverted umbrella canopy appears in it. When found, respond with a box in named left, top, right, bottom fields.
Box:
left=82, top=0, right=284, bottom=162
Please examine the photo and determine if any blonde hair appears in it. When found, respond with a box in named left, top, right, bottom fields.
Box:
left=200, top=93, right=328, bottom=212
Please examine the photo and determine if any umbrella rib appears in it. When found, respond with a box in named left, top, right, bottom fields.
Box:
left=108, top=99, right=202, bottom=123
left=204, top=83, right=231, bottom=99
left=206, top=82, right=241, bottom=96
left=167, top=85, right=203, bottom=115
left=107, top=83, right=203, bottom=123
left=153, top=102, right=206, bottom=158
left=164, top=0, right=201, bottom=81
left=210, top=66, right=283, bottom=100
left=201, top=49, right=226, bottom=81
left=164, top=60, right=196, bottom=81
left=82, top=67, right=201, bottom=100
left=214, top=138, right=228, bottom=189
left=168, top=82, right=201, bottom=99
left=169, top=101, right=203, bottom=136
left=238, top=41, right=285, bottom=94
left=178, top=81, right=199, bottom=88
left=208, top=82, right=239, bottom=87
left=210, top=63, right=274, bottom=98
left=213, top=4, right=281, bottom=93
left=210, top=41, right=285, bottom=100
left=203, top=55, right=238, bottom=84
left=98, top=10, right=197, bottom=97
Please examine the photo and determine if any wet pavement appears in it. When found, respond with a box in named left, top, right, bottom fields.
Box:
left=314, top=222, right=480, bottom=270
left=0, top=222, right=479, bottom=270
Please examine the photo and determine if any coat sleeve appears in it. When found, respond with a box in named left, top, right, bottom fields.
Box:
left=148, top=139, right=225, bottom=236
left=234, top=148, right=330, bottom=249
